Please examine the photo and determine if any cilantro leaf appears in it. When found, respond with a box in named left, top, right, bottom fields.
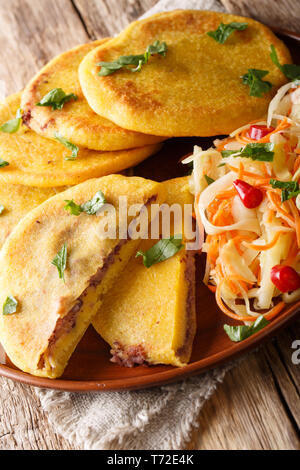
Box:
left=0, top=108, right=22, bottom=133
left=204, top=175, right=215, bottom=185
left=270, top=45, right=300, bottom=81
left=222, top=143, right=274, bottom=162
left=64, top=191, right=106, bottom=216
left=3, top=296, right=18, bottom=315
left=81, top=191, right=106, bottom=215
left=52, top=244, right=67, bottom=282
left=54, top=132, right=79, bottom=160
left=97, top=40, right=168, bottom=76
left=64, top=200, right=83, bottom=216
left=207, top=22, right=248, bottom=44
left=136, top=235, right=184, bottom=268
left=36, top=88, right=77, bottom=110
left=224, top=315, right=269, bottom=342
left=0, top=204, right=5, bottom=215
left=0, top=158, right=9, bottom=168
left=241, top=69, right=272, bottom=97
left=270, top=179, right=300, bottom=202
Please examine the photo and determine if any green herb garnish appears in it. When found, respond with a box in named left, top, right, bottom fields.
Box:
left=0, top=108, right=22, bottom=134
left=52, top=244, right=67, bottom=282
left=0, top=204, right=5, bottom=215
left=136, top=235, right=184, bottom=268
left=36, top=88, right=77, bottom=110
left=3, top=296, right=18, bottom=315
left=64, top=190, right=106, bottom=216
left=270, top=179, right=300, bottom=202
left=0, top=158, right=9, bottom=168
left=97, top=40, right=168, bottom=76
left=221, top=143, right=274, bottom=162
left=207, top=22, right=248, bottom=44
left=81, top=191, right=106, bottom=215
left=204, top=175, right=215, bottom=185
left=64, top=200, right=83, bottom=216
left=224, top=315, right=269, bottom=342
left=270, top=45, right=300, bottom=81
left=241, top=69, right=272, bottom=97
left=54, top=132, right=79, bottom=160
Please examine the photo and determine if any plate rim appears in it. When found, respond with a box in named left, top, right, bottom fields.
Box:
left=1, top=26, right=300, bottom=392
left=1, top=296, right=299, bottom=392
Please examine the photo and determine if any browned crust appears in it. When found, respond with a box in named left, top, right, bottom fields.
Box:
left=176, top=251, right=196, bottom=359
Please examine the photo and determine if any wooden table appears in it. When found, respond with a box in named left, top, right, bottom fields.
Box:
left=0, top=0, right=299, bottom=450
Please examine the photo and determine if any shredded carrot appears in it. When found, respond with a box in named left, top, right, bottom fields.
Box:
left=216, top=137, right=236, bottom=152
left=293, top=155, right=300, bottom=173
left=228, top=165, right=265, bottom=180
left=283, top=236, right=298, bottom=266
left=207, top=284, right=217, bottom=293
left=267, top=191, right=295, bottom=226
left=266, top=209, right=274, bottom=223
left=216, top=282, right=285, bottom=323
left=264, top=302, right=285, bottom=321
left=216, top=282, right=258, bottom=322
left=243, top=231, right=283, bottom=251
left=288, top=199, right=300, bottom=248
left=257, top=118, right=291, bottom=143
left=215, top=189, right=236, bottom=199
left=238, top=161, right=244, bottom=179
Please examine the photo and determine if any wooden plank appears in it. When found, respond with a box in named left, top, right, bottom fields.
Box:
left=72, top=0, right=157, bottom=37
left=0, top=377, right=73, bottom=450
left=188, top=351, right=300, bottom=450
left=0, top=0, right=89, bottom=95
left=222, top=0, right=300, bottom=32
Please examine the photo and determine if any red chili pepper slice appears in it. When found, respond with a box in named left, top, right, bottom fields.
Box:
left=248, top=125, right=274, bottom=140
left=233, top=179, right=263, bottom=209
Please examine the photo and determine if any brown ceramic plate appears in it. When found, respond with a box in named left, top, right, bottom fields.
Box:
left=0, top=27, right=299, bottom=392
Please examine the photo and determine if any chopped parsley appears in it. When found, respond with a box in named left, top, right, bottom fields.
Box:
left=270, top=45, right=300, bottom=81
left=241, top=69, right=272, bottom=97
left=36, top=88, right=77, bottom=110
left=136, top=235, right=184, bottom=268
left=64, top=200, right=83, bottom=216
left=51, top=244, right=67, bottom=282
left=270, top=179, right=300, bottom=202
left=0, top=204, right=5, bottom=215
left=81, top=191, right=106, bottom=215
left=204, top=175, right=215, bottom=185
left=64, top=190, right=106, bottom=216
left=3, top=296, right=18, bottom=315
left=224, top=315, right=269, bottom=342
left=0, top=158, right=9, bottom=168
left=0, top=108, right=22, bottom=133
left=207, top=22, right=248, bottom=44
left=54, top=132, right=79, bottom=160
left=97, top=40, right=168, bottom=76
left=221, top=143, right=274, bottom=162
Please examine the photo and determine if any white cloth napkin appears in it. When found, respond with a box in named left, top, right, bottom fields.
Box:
left=36, top=0, right=231, bottom=451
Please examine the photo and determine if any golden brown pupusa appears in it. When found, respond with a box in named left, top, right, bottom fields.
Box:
left=0, top=184, right=66, bottom=248
left=21, top=40, right=165, bottom=151
left=0, top=93, right=162, bottom=187
left=93, top=176, right=197, bottom=367
left=0, top=175, right=167, bottom=378
left=79, top=10, right=291, bottom=137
